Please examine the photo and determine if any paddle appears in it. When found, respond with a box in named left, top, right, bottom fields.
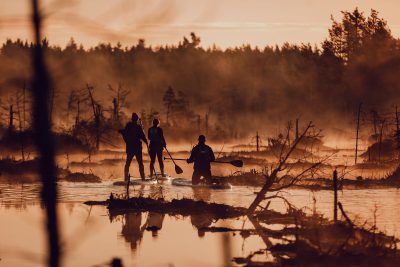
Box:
left=212, top=160, right=243, bottom=168
left=164, top=147, right=184, bottom=174
left=164, top=157, right=243, bottom=168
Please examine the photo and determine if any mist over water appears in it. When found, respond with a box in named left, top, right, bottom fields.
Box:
left=1, top=4, right=400, bottom=267
left=1, top=7, right=399, bottom=143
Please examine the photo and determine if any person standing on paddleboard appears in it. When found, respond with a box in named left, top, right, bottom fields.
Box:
left=148, top=118, right=167, bottom=177
left=119, top=112, right=148, bottom=181
left=187, top=135, right=215, bottom=185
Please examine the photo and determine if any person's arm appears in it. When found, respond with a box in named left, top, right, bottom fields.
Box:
left=119, top=123, right=128, bottom=133
left=187, top=147, right=196, bottom=163
left=147, top=128, right=151, bottom=141
left=209, top=147, right=215, bottom=162
left=140, top=127, right=148, bottom=144
left=118, top=123, right=128, bottom=140
left=159, top=128, right=166, bottom=147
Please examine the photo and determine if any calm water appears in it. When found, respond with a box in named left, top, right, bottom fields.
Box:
left=1, top=180, right=400, bottom=266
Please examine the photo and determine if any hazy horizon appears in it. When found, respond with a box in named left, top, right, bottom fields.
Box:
left=1, top=0, right=400, bottom=49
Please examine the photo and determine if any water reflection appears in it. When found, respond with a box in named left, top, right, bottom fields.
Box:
left=192, top=187, right=211, bottom=202
left=191, top=213, right=214, bottom=237
left=120, top=212, right=145, bottom=250
left=113, top=209, right=278, bottom=265
left=146, top=212, right=165, bottom=237
left=119, top=211, right=167, bottom=252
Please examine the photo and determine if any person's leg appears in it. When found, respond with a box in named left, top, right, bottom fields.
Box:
left=156, top=149, right=164, bottom=176
left=203, top=169, right=213, bottom=184
left=149, top=149, right=156, bottom=177
left=124, top=152, right=134, bottom=181
left=136, top=149, right=145, bottom=180
left=192, top=170, right=201, bottom=185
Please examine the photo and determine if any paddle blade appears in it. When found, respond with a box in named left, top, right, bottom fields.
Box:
left=230, top=160, right=243, bottom=167
left=175, top=164, right=183, bottom=174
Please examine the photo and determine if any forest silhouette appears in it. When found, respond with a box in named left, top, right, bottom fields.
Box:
left=0, top=8, right=399, bottom=140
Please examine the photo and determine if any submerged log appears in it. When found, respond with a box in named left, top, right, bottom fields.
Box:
left=86, top=196, right=248, bottom=219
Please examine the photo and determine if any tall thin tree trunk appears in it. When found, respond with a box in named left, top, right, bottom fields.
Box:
left=75, top=100, right=80, bottom=126
left=31, top=1, right=60, bottom=266
left=333, top=170, right=338, bottom=222
left=355, top=102, right=362, bottom=164
left=9, top=104, right=14, bottom=130
left=205, top=113, right=209, bottom=135
left=378, top=119, right=385, bottom=162
left=256, top=131, right=260, bottom=152
left=395, top=106, right=400, bottom=160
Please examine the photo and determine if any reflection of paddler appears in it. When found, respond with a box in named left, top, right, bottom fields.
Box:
left=146, top=212, right=165, bottom=237
left=121, top=212, right=146, bottom=250
left=190, top=213, right=213, bottom=237
left=192, top=187, right=211, bottom=202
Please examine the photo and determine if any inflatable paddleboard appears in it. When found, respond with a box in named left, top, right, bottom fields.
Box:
left=113, top=178, right=158, bottom=186
left=151, top=172, right=172, bottom=181
left=113, top=173, right=171, bottom=186
left=171, top=178, right=232, bottom=189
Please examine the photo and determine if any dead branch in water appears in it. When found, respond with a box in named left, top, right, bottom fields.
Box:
left=248, top=121, right=327, bottom=213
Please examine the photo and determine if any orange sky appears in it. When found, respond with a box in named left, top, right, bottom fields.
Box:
left=1, top=0, right=400, bottom=48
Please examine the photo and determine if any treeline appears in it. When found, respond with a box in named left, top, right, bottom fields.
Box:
left=0, top=8, right=400, bottom=140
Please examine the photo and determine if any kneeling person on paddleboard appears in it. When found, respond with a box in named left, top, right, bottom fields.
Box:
left=119, top=112, right=148, bottom=181
left=187, top=135, right=215, bottom=185
left=148, top=118, right=167, bottom=177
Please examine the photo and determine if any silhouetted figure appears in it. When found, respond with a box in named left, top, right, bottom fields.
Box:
left=145, top=212, right=165, bottom=237
left=121, top=212, right=146, bottom=250
left=187, top=135, right=215, bottom=185
left=148, top=119, right=167, bottom=177
left=119, top=113, right=148, bottom=180
left=190, top=213, right=213, bottom=237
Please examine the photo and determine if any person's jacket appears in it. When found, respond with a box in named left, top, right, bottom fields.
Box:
left=187, top=143, right=215, bottom=170
left=148, top=126, right=166, bottom=150
left=120, top=121, right=147, bottom=152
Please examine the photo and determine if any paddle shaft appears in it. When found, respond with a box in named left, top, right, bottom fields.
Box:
left=164, top=147, right=178, bottom=166
left=165, top=157, right=234, bottom=164
left=164, top=147, right=183, bottom=174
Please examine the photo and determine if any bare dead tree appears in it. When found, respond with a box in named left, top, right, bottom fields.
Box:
left=15, top=92, right=27, bottom=161
left=86, top=84, right=103, bottom=150
left=94, top=103, right=102, bottom=150
left=9, top=104, right=14, bottom=131
left=108, top=83, right=130, bottom=123
left=31, top=1, right=60, bottom=267
left=22, top=81, right=27, bottom=130
left=378, top=119, right=386, bottom=162
left=75, top=99, right=80, bottom=128
left=66, top=89, right=79, bottom=127
left=248, top=122, right=329, bottom=213
left=286, top=120, right=293, bottom=147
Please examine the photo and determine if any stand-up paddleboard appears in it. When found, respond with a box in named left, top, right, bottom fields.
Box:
left=113, top=173, right=171, bottom=186
left=113, top=178, right=158, bottom=186
left=172, top=178, right=232, bottom=190
left=152, top=172, right=172, bottom=181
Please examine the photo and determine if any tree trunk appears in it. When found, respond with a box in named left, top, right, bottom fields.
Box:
left=31, top=1, right=60, bottom=266
left=355, top=102, right=362, bottom=164
left=333, top=170, right=338, bottom=222
left=9, top=104, right=13, bottom=130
